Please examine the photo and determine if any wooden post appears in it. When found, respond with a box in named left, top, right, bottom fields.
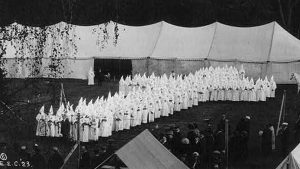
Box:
left=146, top=57, right=150, bottom=77
left=276, top=90, right=286, bottom=135
left=225, top=119, right=229, bottom=169
left=77, top=112, right=81, bottom=169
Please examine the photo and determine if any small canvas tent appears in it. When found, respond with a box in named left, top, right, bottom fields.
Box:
left=103, top=129, right=189, bottom=169
left=276, top=143, right=300, bottom=169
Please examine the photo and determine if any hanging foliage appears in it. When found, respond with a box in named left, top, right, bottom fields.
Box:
left=92, top=21, right=121, bottom=51
left=0, top=22, right=78, bottom=79
left=0, top=26, right=9, bottom=103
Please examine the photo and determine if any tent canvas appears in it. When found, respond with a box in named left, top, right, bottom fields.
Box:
left=115, top=129, right=189, bottom=169
left=2, top=21, right=300, bottom=84
left=276, top=143, right=300, bottom=169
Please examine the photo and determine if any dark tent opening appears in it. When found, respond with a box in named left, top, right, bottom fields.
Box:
left=94, top=59, right=132, bottom=81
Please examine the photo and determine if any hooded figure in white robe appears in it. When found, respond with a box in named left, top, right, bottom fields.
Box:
left=263, top=77, right=271, bottom=98
left=256, top=78, right=266, bottom=101
left=174, top=91, right=181, bottom=111
left=217, top=82, right=225, bottom=101
left=188, top=88, right=193, bottom=108
left=192, top=86, right=198, bottom=106
left=148, top=99, right=155, bottom=122
left=123, top=103, right=131, bottom=130
left=232, top=81, right=240, bottom=102
left=136, top=102, right=143, bottom=126
left=47, top=106, right=56, bottom=137
left=270, top=76, right=277, bottom=97
left=119, top=76, right=125, bottom=94
left=291, top=73, right=300, bottom=93
left=55, top=104, right=64, bottom=137
left=249, top=78, right=257, bottom=101
left=88, top=67, right=95, bottom=85
left=240, top=79, right=247, bottom=101
left=89, top=115, right=99, bottom=141
left=99, top=115, right=109, bottom=137
left=162, top=97, right=170, bottom=117
left=36, top=105, right=47, bottom=136
left=80, top=115, right=90, bottom=142
left=130, top=103, right=137, bottom=127
left=168, top=93, right=175, bottom=115
left=69, top=105, right=77, bottom=141
left=115, top=110, right=124, bottom=131
left=182, top=90, right=189, bottom=109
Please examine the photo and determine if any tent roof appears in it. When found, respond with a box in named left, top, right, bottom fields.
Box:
left=151, top=22, right=215, bottom=60
left=208, top=22, right=274, bottom=62
left=115, top=129, right=189, bottom=169
left=3, top=21, right=300, bottom=62
left=75, top=22, right=162, bottom=59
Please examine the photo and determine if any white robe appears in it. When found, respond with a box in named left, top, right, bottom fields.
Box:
left=36, top=114, right=47, bottom=136
left=142, top=106, right=149, bottom=123
left=88, top=71, right=95, bottom=85
left=148, top=104, right=155, bottom=122
left=130, top=107, right=137, bottom=127
left=81, top=117, right=90, bottom=142
left=89, top=118, right=98, bottom=141
left=123, top=109, right=131, bottom=130
left=162, top=100, right=170, bottom=116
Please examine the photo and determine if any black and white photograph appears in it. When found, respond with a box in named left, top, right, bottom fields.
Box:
left=1, top=0, right=300, bottom=169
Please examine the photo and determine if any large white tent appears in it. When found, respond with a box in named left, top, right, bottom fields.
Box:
left=2, top=21, right=300, bottom=83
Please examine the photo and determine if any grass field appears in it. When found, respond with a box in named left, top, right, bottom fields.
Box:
left=1, top=78, right=299, bottom=169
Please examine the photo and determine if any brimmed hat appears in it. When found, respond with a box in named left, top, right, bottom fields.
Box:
left=192, top=152, right=199, bottom=157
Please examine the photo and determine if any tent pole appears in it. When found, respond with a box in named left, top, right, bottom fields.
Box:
left=276, top=90, right=286, bottom=135
left=173, top=59, right=177, bottom=74
left=77, top=112, right=81, bottom=169
left=146, top=57, right=150, bottom=77
left=94, top=153, right=115, bottom=169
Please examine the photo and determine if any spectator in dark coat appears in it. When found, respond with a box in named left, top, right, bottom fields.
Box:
left=228, top=131, right=240, bottom=164
left=217, top=113, right=226, bottom=132
left=61, top=114, right=70, bottom=142
left=190, top=152, right=201, bottom=169
left=261, top=124, right=272, bottom=157
left=173, top=127, right=183, bottom=156
left=173, top=126, right=183, bottom=147
left=80, top=146, right=91, bottom=169
left=278, top=122, right=290, bottom=157
left=48, top=147, right=64, bottom=169
left=97, top=69, right=104, bottom=86
left=91, top=149, right=101, bottom=168
left=214, top=130, right=225, bottom=151
left=19, top=145, right=31, bottom=167
left=236, top=116, right=250, bottom=141
left=294, top=116, right=300, bottom=144
left=165, top=130, right=175, bottom=152
left=31, top=144, right=46, bottom=169
left=187, top=123, right=196, bottom=145
left=239, top=130, right=249, bottom=160
left=193, top=134, right=206, bottom=167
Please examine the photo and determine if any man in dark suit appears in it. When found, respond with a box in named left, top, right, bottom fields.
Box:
left=96, top=69, right=104, bottom=86
left=261, top=124, right=272, bottom=157
left=278, top=122, right=290, bottom=157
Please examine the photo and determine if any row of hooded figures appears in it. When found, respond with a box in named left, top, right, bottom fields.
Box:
left=36, top=65, right=277, bottom=142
